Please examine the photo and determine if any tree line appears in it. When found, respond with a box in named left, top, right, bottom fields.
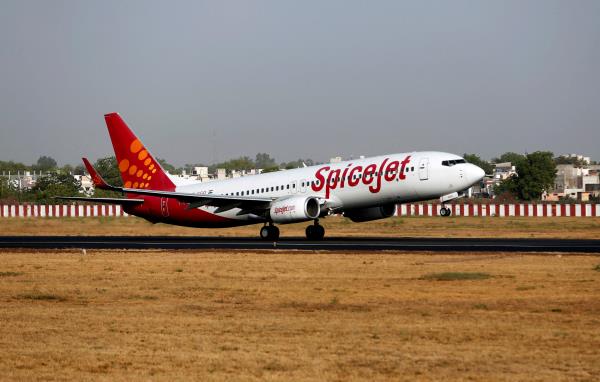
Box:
left=0, top=151, right=593, bottom=203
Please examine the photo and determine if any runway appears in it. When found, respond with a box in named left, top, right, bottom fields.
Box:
left=1, top=236, right=599, bottom=252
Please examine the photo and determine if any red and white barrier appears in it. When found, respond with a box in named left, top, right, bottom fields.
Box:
left=0, top=204, right=128, bottom=218
left=396, top=203, right=600, bottom=217
left=1, top=203, right=598, bottom=218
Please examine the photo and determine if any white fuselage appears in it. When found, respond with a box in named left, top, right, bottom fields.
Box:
left=175, top=151, right=485, bottom=223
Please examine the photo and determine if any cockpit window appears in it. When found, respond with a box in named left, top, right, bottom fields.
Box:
left=442, top=159, right=466, bottom=166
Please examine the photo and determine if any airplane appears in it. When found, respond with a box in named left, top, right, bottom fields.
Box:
left=58, top=113, right=485, bottom=240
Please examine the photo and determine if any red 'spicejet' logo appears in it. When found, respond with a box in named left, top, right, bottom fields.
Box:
left=274, top=205, right=296, bottom=214
left=312, top=155, right=411, bottom=198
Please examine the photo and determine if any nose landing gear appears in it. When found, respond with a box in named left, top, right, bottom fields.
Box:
left=305, top=220, right=325, bottom=240
left=260, top=224, right=280, bottom=241
left=440, top=206, right=452, bottom=217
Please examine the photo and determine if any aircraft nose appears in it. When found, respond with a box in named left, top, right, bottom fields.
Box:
left=467, top=164, right=485, bottom=185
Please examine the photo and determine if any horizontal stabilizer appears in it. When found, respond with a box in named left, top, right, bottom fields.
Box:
left=54, top=197, right=144, bottom=205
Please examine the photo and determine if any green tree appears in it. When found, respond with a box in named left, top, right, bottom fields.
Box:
left=29, top=173, right=80, bottom=203
left=0, top=160, right=29, bottom=173
left=34, top=156, right=57, bottom=172
left=156, top=158, right=181, bottom=174
left=463, top=153, right=493, bottom=175
left=495, top=151, right=556, bottom=201
left=60, top=164, right=74, bottom=174
left=281, top=158, right=315, bottom=169
left=90, top=156, right=123, bottom=198
left=261, top=166, right=281, bottom=173
left=0, top=176, right=19, bottom=201
left=210, top=156, right=255, bottom=173
left=73, top=164, right=86, bottom=176
left=554, top=155, right=585, bottom=166
left=492, top=152, right=525, bottom=164
left=93, top=157, right=122, bottom=186
left=255, top=153, right=277, bottom=169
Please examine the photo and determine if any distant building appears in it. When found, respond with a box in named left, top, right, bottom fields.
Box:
left=216, top=168, right=227, bottom=180
left=474, top=162, right=517, bottom=198
left=493, top=162, right=516, bottom=181
left=74, top=174, right=94, bottom=196
left=2, top=170, right=39, bottom=191
left=562, top=153, right=591, bottom=165
left=547, top=163, right=599, bottom=201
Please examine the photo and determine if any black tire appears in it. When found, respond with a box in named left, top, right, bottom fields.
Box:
left=270, top=225, right=280, bottom=241
left=314, top=224, right=325, bottom=240
left=305, top=225, right=315, bottom=239
left=260, top=226, right=270, bottom=240
left=261, top=225, right=280, bottom=241
left=306, top=224, right=325, bottom=240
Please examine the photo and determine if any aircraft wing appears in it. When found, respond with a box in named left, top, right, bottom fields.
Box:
left=80, top=157, right=273, bottom=213
left=113, top=187, right=273, bottom=212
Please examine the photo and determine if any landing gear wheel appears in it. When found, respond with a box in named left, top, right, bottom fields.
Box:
left=440, top=207, right=451, bottom=217
left=260, top=225, right=280, bottom=241
left=305, top=222, right=325, bottom=240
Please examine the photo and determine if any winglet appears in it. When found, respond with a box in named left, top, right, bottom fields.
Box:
left=82, top=158, right=113, bottom=190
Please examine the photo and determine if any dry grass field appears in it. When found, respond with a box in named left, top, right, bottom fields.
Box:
left=1, top=250, right=599, bottom=381
left=1, top=215, right=600, bottom=238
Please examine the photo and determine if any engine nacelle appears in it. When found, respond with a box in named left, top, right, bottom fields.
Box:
left=343, top=204, right=396, bottom=223
left=269, top=196, right=321, bottom=224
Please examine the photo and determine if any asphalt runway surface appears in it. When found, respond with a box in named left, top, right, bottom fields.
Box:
left=1, top=236, right=599, bottom=252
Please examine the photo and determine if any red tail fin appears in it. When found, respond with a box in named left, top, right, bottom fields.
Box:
left=104, top=113, right=176, bottom=191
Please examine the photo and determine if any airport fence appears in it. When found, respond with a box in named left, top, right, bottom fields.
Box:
left=0, top=203, right=599, bottom=218
left=0, top=204, right=127, bottom=218
left=397, top=203, right=600, bottom=217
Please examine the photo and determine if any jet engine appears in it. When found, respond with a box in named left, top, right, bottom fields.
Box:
left=343, top=204, right=396, bottom=222
left=269, top=196, right=321, bottom=224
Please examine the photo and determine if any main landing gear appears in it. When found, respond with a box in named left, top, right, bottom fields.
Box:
left=260, top=224, right=279, bottom=241
left=305, top=220, right=325, bottom=240
left=440, top=205, right=452, bottom=217
left=259, top=220, right=325, bottom=241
